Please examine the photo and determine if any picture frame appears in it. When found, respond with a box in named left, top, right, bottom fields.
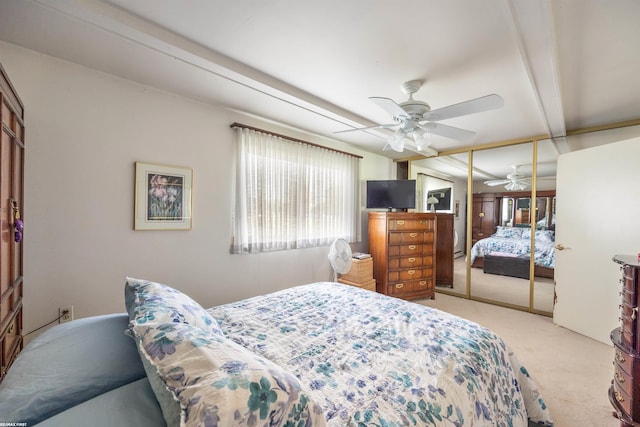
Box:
left=134, top=162, right=192, bottom=230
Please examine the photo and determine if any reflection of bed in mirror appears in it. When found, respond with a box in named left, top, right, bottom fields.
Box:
left=470, top=226, right=555, bottom=279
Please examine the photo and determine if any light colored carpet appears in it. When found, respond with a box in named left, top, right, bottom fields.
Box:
left=442, top=258, right=555, bottom=312
left=417, top=293, right=617, bottom=427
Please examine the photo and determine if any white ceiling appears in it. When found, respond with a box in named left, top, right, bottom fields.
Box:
left=1, top=0, right=639, bottom=182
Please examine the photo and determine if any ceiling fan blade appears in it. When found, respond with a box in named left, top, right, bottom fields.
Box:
left=421, top=94, right=504, bottom=121
left=369, top=97, right=410, bottom=119
left=484, top=179, right=511, bottom=186
left=334, top=123, right=398, bottom=134
left=420, top=122, right=476, bottom=141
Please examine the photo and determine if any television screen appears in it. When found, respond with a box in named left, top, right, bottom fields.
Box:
left=366, top=180, right=416, bottom=210
left=427, top=187, right=452, bottom=211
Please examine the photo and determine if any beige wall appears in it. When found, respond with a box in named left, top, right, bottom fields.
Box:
left=0, top=42, right=393, bottom=338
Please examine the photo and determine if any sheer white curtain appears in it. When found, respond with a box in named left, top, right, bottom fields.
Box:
left=231, top=127, right=360, bottom=254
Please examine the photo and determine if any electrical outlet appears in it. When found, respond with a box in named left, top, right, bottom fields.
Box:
left=59, top=305, right=73, bottom=323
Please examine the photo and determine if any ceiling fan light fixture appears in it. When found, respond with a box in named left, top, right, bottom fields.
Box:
left=413, top=131, right=431, bottom=151
left=505, top=181, right=528, bottom=191
left=388, top=131, right=406, bottom=152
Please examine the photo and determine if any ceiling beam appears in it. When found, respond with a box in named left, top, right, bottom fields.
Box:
left=505, top=0, right=567, bottom=139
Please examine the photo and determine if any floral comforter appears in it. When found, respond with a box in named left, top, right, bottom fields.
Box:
left=208, top=282, right=553, bottom=427
left=470, top=237, right=556, bottom=268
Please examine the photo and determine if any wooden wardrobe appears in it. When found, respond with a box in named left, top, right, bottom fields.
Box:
left=0, top=62, right=25, bottom=382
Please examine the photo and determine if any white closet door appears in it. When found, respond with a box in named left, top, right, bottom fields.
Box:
left=554, top=137, right=640, bottom=344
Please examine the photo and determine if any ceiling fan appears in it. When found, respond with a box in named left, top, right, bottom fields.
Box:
left=335, top=80, right=504, bottom=153
left=484, top=165, right=531, bottom=190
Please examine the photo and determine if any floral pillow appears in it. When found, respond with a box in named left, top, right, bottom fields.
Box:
left=124, top=277, right=222, bottom=336
left=494, top=226, right=523, bottom=239
left=521, top=229, right=554, bottom=242
left=131, top=321, right=326, bottom=427
left=125, top=278, right=226, bottom=425
left=535, top=230, right=555, bottom=242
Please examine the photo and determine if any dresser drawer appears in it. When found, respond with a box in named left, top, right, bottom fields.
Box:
left=388, top=218, right=433, bottom=231
left=1, top=311, right=21, bottom=370
left=388, top=244, right=424, bottom=256
left=614, top=344, right=635, bottom=379
left=388, top=267, right=429, bottom=282
left=621, top=288, right=636, bottom=306
left=622, top=274, right=637, bottom=294
left=623, top=264, right=639, bottom=284
left=387, top=278, right=433, bottom=296
left=621, top=303, right=638, bottom=321
left=614, top=360, right=634, bottom=396
left=389, top=231, right=430, bottom=245
left=613, top=380, right=633, bottom=417
left=388, top=255, right=433, bottom=269
left=621, top=313, right=636, bottom=349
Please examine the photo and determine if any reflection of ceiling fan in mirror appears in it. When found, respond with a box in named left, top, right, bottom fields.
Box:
left=335, top=80, right=504, bottom=153
left=484, top=165, right=555, bottom=191
left=485, top=165, right=530, bottom=191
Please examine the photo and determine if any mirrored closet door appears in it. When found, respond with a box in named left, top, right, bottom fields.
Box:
left=409, top=139, right=557, bottom=316
left=410, top=154, right=469, bottom=298
left=531, top=139, right=557, bottom=315
left=469, top=143, right=534, bottom=310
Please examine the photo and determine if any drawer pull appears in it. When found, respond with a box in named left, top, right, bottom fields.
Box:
left=397, top=220, right=405, bottom=225
left=616, top=350, right=626, bottom=364
left=478, top=233, right=484, bottom=237
left=633, top=307, right=638, bottom=320
left=395, top=283, right=404, bottom=289
left=408, top=270, right=416, bottom=275
left=410, top=233, right=418, bottom=238
left=615, top=371, right=626, bottom=383
left=408, top=257, right=416, bottom=263
left=419, top=280, right=427, bottom=286
left=615, top=390, right=625, bottom=403
left=408, top=245, right=416, bottom=250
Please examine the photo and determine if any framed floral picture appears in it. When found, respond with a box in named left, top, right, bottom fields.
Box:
left=134, top=162, right=192, bottom=230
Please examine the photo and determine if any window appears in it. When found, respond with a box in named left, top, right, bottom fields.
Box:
left=231, top=126, right=360, bottom=254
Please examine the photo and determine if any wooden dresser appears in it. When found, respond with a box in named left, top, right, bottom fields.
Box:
left=0, top=62, right=25, bottom=383
left=368, top=212, right=437, bottom=300
left=610, top=255, right=640, bottom=426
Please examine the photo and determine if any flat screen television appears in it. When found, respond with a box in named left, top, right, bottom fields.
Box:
left=427, top=187, right=452, bottom=211
left=366, top=180, right=416, bottom=210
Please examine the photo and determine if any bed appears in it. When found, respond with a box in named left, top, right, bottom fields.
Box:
left=470, top=226, right=555, bottom=279
left=0, top=278, right=553, bottom=426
